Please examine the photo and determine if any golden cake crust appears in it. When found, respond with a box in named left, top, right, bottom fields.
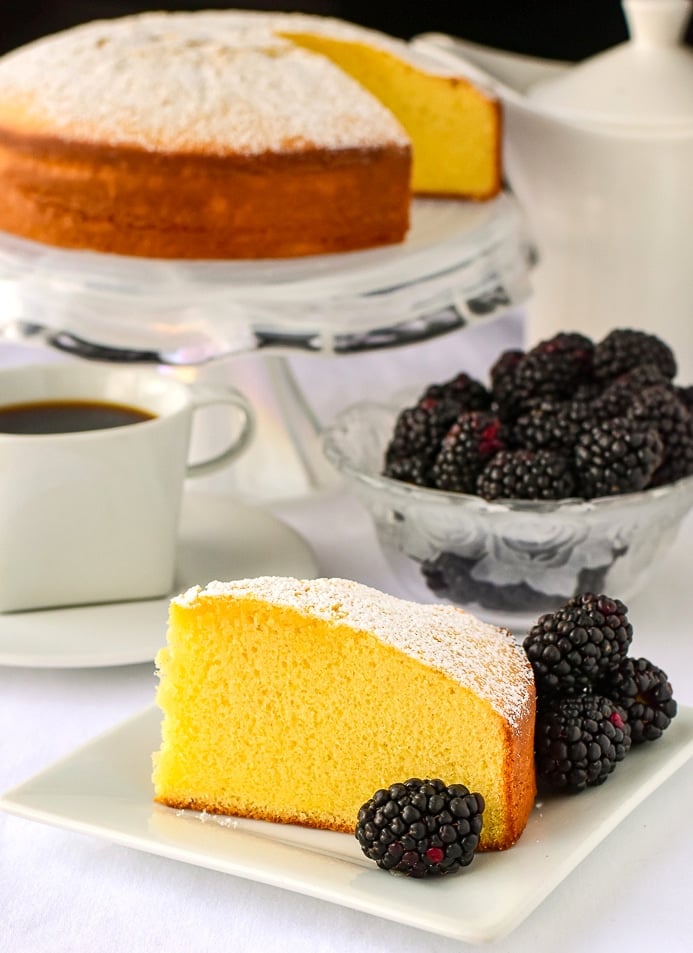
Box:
left=0, top=128, right=410, bottom=259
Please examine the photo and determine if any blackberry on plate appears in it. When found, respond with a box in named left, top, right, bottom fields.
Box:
left=593, top=328, right=677, bottom=384
left=511, top=332, right=595, bottom=410
left=476, top=448, right=576, bottom=501
left=599, top=657, right=678, bottom=744
left=574, top=416, right=663, bottom=498
left=523, top=592, right=633, bottom=697
left=431, top=411, right=505, bottom=493
left=355, top=778, right=485, bottom=878
left=534, top=694, right=632, bottom=793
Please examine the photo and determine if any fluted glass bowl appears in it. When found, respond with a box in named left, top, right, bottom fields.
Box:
left=322, top=401, right=693, bottom=631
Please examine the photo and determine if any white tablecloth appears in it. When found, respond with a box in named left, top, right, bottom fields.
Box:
left=2, top=318, right=692, bottom=953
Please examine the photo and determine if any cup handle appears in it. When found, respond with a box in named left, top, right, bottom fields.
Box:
left=185, top=385, right=255, bottom=478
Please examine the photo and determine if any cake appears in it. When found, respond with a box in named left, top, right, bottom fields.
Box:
left=0, top=11, right=501, bottom=260
left=153, top=576, right=536, bottom=851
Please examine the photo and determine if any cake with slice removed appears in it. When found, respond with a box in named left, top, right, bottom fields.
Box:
left=0, top=10, right=501, bottom=260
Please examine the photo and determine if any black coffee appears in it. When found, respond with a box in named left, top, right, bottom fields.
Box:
left=0, top=399, right=156, bottom=434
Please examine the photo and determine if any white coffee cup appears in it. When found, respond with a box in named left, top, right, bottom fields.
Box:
left=0, top=361, right=255, bottom=612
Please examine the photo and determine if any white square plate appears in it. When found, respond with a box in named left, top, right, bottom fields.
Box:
left=2, top=704, right=692, bottom=944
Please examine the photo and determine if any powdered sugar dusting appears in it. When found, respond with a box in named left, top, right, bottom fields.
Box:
left=0, top=11, right=409, bottom=154
left=174, top=576, right=534, bottom=725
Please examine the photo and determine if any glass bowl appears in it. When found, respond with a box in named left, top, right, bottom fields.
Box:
left=322, top=401, right=693, bottom=632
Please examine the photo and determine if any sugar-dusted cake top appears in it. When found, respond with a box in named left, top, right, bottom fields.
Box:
left=0, top=11, right=410, bottom=155
left=175, top=576, right=535, bottom=725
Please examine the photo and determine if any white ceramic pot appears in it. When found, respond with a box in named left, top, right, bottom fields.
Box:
left=509, top=0, right=693, bottom=379
left=415, top=0, right=693, bottom=380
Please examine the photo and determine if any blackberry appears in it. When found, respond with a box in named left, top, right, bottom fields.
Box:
left=512, top=398, right=594, bottom=454
left=511, top=332, right=595, bottom=410
left=382, top=453, right=434, bottom=488
left=534, top=694, right=632, bottom=793
left=384, top=397, right=451, bottom=466
left=599, top=657, right=678, bottom=744
left=431, top=411, right=506, bottom=493
left=355, top=778, right=485, bottom=878
left=523, top=592, right=633, bottom=698
left=588, top=389, right=634, bottom=424
left=574, top=416, right=663, bottom=498
left=628, top=385, right=693, bottom=487
left=572, top=380, right=604, bottom=403
left=613, top=363, right=671, bottom=392
left=592, top=364, right=677, bottom=428
left=423, top=371, right=491, bottom=417
left=422, top=550, right=568, bottom=613
left=489, top=348, right=524, bottom=420
left=675, top=384, right=693, bottom=415
left=586, top=367, right=668, bottom=426
left=476, top=448, right=576, bottom=501
left=593, top=328, right=677, bottom=384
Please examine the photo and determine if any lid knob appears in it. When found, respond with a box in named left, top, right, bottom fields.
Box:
left=526, top=0, right=693, bottom=127
left=624, top=0, right=691, bottom=48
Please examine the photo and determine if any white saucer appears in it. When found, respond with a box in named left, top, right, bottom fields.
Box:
left=0, top=493, right=317, bottom=669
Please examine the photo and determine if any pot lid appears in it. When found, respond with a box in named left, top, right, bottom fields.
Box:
left=528, top=0, right=693, bottom=130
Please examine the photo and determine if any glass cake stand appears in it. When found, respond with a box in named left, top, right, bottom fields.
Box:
left=0, top=192, right=533, bottom=498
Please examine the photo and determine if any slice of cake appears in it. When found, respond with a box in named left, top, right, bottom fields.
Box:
left=153, top=576, right=536, bottom=851
left=281, top=28, right=502, bottom=199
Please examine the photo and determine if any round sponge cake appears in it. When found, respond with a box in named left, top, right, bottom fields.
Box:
left=0, top=10, right=501, bottom=260
left=0, top=11, right=411, bottom=259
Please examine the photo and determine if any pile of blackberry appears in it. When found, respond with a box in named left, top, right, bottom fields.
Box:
left=383, top=328, right=693, bottom=501
left=523, top=593, right=677, bottom=793
left=355, top=777, right=485, bottom=878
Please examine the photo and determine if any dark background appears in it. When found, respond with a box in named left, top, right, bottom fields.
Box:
left=3, top=1, right=691, bottom=61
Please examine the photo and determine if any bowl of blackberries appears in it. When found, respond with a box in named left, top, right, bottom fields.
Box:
left=322, top=328, right=693, bottom=628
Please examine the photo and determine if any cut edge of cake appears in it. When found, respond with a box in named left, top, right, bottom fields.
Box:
left=280, top=28, right=503, bottom=200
